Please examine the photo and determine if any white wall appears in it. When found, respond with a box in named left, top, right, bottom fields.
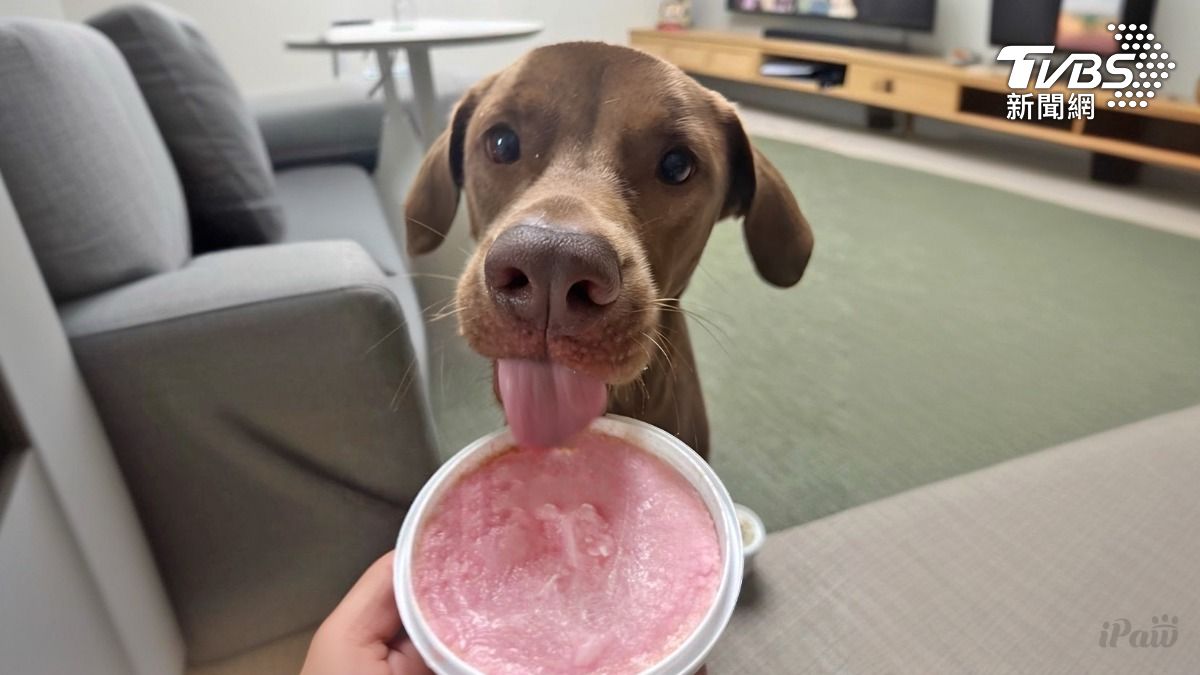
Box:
left=1153, top=1, right=1198, bottom=100
left=59, top=0, right=657, bottom=95
left=1, top=0, right=63, bottom=18
left=28, top=0, right=1196, bottom=99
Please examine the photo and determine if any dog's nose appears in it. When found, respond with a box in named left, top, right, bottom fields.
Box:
left=484, top=224, right=621, bottom=335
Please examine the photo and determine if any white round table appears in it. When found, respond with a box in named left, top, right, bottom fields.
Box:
left=286, top=19, right=542, bottom=149
left=286, top=19, right=542, bottom=233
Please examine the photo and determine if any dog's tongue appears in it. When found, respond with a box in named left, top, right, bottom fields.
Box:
left=497, top=359, right=607, bottom=449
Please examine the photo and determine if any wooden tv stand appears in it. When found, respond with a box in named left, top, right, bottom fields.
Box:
left=629, top=28, right=1200, bottom=180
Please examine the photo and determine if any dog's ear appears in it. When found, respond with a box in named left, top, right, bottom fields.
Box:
left=404, top=78, right=490, bottom=255
left=720, top=108, right=814, bottom=288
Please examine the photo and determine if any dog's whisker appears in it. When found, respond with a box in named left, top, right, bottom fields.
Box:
left=632, top=297, right=733, bottom=362
left=405, top=215, right=447, bottom=240
left=365, top=322, right=406, bottom=354
left=687, top=317, right=733, bottom=361
left=421, top=296, right=460, bottom=320
left=428, top=307, right=464, bottom=324
left=402, top=272, right=462, bottom=283
left=660, top=324, right=699, bottom=377
left=657, top=326, right=696, bottom=376
left=629, top=345, right=654, bottom=416
left=681, top=308, right=732, bottom=345
left=405, top=215, right=474, bottom=257
left=685, top=301, right=734, bottom=323
left=640, top=330, right=662, bottom=364
left=643, top=298, right=732, bottom=349
left=652, top=296, right=733, bottom=322
left=388, top=359, right=418, bottom=411
left=437, top=347, right=447, bottom=407
left=428, top=304, right=462, bottom=317
left=660, top=305, right=735, bottom=347
left=419, top=296, right=454, bottom=316
left=643, top=330, right=674, bottom=372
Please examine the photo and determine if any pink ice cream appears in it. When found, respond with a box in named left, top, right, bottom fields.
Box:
left=412, top=432, right=721, bottom=675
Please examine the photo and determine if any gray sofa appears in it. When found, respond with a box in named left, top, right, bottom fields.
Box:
left=0, top=13, right=436, bottom=666
left=185, top=405, right=1200, bottom=675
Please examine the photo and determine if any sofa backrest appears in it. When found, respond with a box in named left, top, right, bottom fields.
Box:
left=0, top=19, right=190, bottom=303
left=88, top=3, right=286, bottom=253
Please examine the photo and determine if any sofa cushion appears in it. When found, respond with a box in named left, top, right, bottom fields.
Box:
left=273, top=165, right=403, bottom=275
left=711, top=405, right=1200, bottom=673
left=250, top=82, right=384, bottom=172
left=0, top=19, right=189, bottom=302
left=89, top=3, right=285, bottom=253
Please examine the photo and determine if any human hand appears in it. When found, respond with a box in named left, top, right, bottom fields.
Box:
left=301, top=552, right=432, bottom=675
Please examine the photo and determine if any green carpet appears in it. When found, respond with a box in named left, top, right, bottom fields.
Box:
left=427, top=136, right=1200, bottom=533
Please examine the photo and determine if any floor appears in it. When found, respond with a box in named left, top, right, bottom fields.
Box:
left=689, top=136, right=1200, bottom=531
left=187, top=628, right=311, bottom=675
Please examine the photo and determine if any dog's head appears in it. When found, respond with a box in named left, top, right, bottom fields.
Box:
left=406, top=42, right=812, bottom=441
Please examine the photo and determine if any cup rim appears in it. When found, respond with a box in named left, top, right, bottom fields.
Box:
left=394, top=414, right=743, bottom=675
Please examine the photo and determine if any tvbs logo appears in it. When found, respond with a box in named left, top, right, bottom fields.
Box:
left=998, top=24, right=1176, bottom=112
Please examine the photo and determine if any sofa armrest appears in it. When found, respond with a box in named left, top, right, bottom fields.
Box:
left=249, top=83, right=383, bottom=172
left=61, top=240, right=387, bottom=335
left=60, top=241, right=438, bottom=664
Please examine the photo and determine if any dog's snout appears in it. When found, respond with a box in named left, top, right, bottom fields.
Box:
left=484, top=224, right=621, bottom=335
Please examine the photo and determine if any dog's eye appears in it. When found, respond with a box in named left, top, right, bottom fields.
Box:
left=657, top=148, right=695, bottom=185
left=485, top=124, right=521, bottom=164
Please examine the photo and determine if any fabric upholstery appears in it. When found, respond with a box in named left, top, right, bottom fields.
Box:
left=63, top=241, right=439, bottom=663
left=250, top=82, right=384, bottom=172
left=274, top=166, right=402, bottom=275
left=273, top=166, right=430, bottom=394
left=0, top=19, right=189, bottom=302
left=711, top=405, right=1200, bottom=673
left=60, top=240, right=383, bottom=336
left=88, top=3, right=285, bottom=253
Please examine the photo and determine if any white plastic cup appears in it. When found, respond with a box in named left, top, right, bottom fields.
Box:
left=394, top=414, right=744, bottom=675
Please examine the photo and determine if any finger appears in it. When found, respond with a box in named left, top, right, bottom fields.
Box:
left=388, top=640, right=434, bottom=675
left=325, top=551, right=403, bottom=647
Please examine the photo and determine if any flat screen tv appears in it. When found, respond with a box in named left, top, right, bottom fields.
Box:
left=730, top=0, right=938, bottom=32
left=991, top=0, right=1157, bottom=55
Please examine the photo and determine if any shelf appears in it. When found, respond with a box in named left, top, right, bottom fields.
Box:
left=955, top=112, right=1200, bottom=172
left=749, top=75, right=824, bottom=93
left=629, top=28, right=1200, bottom=175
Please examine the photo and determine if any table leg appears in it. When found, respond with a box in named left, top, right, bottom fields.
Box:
left=371, top=48, right=425, bottom=236
left=405, top=46, right=440, bottom=147
left=374, top=49, right=399, bottom=106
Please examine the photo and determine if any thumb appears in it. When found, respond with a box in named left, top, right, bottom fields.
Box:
left=325, top=551, right=404, bottom=647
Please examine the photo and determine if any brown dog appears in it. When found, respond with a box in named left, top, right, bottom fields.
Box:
left=405, top=42, right=812, bottom=459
